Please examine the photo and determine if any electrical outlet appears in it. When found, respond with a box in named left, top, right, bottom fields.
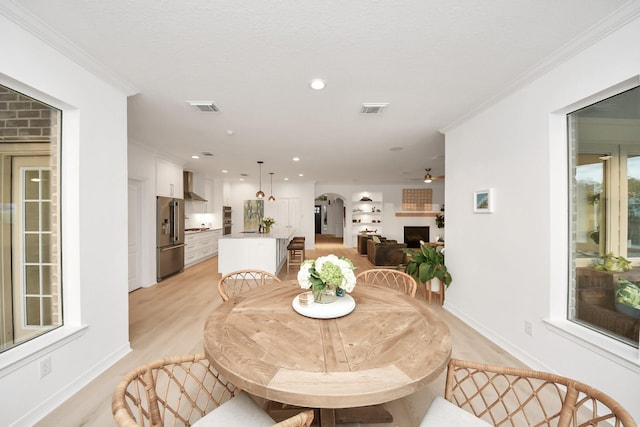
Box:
left=40, top=356, right=52, bottom=378
left=524, top=320, right=533, bottom=336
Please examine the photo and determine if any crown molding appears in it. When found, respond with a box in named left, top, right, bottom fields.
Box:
left=441, top=0, right=640, bottom=134
left=0, top=0, right=139, bottom=96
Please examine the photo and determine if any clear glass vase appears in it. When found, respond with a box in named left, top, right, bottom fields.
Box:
left=313, top=284, right=337, bottom=304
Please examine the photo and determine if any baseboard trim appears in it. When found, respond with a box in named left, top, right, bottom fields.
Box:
left=444, top=303, right=552, bottom=373
left=11, top=343, right=132, bottom=427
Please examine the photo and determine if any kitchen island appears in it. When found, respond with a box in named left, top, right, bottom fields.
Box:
left=218, top=228, right=296, bottom=275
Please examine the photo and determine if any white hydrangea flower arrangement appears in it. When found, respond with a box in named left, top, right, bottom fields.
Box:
left=297, top=254, right=357, bottom=296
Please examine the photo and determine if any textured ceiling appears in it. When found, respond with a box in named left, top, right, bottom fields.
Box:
left=9, top=0, right=633, bottom=184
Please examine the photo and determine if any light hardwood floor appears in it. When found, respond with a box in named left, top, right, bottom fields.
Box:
left=36, top=235, right=526, bottom=427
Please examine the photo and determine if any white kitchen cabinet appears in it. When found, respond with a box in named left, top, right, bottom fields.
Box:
left=184, top=229, right=221, bottom=267
left=156, top=158, right=183, bottom=198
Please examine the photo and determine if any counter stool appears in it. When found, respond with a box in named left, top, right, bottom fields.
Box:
left=292, top=236, right=305, bottom=258
left=287, top=239, right=305, bottom=274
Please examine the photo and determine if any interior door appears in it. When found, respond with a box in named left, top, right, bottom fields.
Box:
left=275, top=198, right=301, bottom=233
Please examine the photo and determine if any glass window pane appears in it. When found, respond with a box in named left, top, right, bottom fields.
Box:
left=24, top=201, right=40, bottom=231
left=42, top=297, right=52, bottom=325
left=24, top=171, right=40, bottom=199
left=41, top=202, right=51, bottom=232
left=41, top=170, right=51, bottom=199
left=569, top=86, right=640, bottom=348
left=25, top=297, right=41, bottom=325
left=25, top=234, right=40, bottom=263
left=25, top=265, right=40, bottom=294
left=41, top=234, right=51, bottom=263
left=576, top=157, right=604, bottom=258
left=42, top=265, right=52, bottom=294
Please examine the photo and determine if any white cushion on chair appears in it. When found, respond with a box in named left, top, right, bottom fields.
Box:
left=192, top=391, right=276, bottom=427
left=419, top=397, right=492, bottom=427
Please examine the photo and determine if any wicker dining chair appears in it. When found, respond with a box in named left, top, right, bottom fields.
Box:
left=356, top=268, right=417, bottom=297
left=432, top=358, right=637, bottom=427
left=217, top=269, right=281, bottom=301
left=112, top=354, right=314, bottom=427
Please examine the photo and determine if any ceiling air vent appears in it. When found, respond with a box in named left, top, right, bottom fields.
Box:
left=360, top=103, right=389, bottom=115
left=201, top=152, right=214, bottom=157
left=187, top=101, right=220, bottom=112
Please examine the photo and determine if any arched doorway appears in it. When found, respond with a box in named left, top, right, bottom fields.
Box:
left=314, top=193, right=346, bottom=245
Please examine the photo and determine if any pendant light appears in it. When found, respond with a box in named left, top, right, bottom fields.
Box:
left=255, top=161, right=265, bottom=198
left=268, top=172, right=276, bottom=202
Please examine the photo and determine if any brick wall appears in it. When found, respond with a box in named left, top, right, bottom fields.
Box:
left=0, top=86, right=55, bottom=143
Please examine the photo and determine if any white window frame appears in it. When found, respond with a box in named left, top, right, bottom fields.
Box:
left=546, top=76, right=640, bottom=370
left=0, top=75, right=87, bottom=378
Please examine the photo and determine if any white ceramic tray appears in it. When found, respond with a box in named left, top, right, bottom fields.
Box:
left=292, top=293, right=356, bottom=319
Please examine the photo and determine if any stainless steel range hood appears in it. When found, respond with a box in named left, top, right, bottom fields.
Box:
left=183, top=171, right=207, bottom=201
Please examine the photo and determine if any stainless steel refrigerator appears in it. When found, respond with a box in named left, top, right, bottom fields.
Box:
left=156, top=196, right=185, bottom=281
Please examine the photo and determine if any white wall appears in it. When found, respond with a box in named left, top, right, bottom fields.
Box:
left=443, top=13, right=640, bottom=421
left=0, top=13, right=131, bottom=426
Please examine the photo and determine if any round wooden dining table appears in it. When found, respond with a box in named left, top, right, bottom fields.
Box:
left=203, top=280, right=451, bottom=426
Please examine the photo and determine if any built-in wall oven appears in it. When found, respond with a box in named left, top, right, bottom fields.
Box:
left=223, top=206, right=232, bottom=235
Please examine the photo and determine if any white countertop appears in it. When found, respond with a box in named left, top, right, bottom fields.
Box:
left=185, top=228, right=222, bottom=235
left=221, top=228, right=295, bottom=240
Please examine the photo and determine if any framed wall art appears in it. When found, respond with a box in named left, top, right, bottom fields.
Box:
left=473, top=189, right=494, bottom=213
left=243, top=199, right=264, bottom=230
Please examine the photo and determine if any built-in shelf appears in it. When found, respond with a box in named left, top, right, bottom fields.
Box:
left=351, top=192, right=383, bottom=247
left=395, top=212, right=440, bottom=217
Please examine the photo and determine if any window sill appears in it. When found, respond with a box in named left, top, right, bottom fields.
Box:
left=0, top=324, right=88, bottom=378
left=544, top=319, right=640, bottom=372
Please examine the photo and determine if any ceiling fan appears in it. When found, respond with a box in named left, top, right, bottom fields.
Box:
left=408, top=168, right=445, bottom=183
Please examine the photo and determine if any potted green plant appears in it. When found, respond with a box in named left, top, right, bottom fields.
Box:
left=593, top=252, right=632, bottom=272
left=402, top=243, right=452, bottom=293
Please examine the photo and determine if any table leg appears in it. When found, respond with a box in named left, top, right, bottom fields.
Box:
left=335, top=405, right=393, bottom=424
left=268, top=401, right=393, bottom=426
left=319, top=408, right=336, bottom=427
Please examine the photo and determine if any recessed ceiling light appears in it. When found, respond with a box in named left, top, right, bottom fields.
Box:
left=222, top=170, right=228, bottom=173
left=309, top=79, right=326, bottom=90
left=284, top=177, right=289, bottom=181
left=192, top=155, right=200, bottom=159
left=293, top=157, right=300, bottom=162
left=298, top=173, right=304, bottom=177
left=227, top=130, right=234, bottom=135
